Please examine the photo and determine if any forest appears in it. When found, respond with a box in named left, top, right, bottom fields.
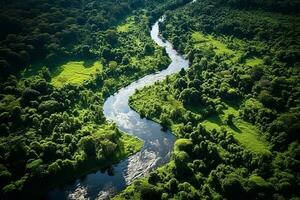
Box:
left=0, top=0, right=184, bottom=198
left=0, top=0, right=299, bottom=199
left=117, top=0, right=300, bottom=199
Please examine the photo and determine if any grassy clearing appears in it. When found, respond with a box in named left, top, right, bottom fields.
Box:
left=51, top=60, right=102, bottom=88
left=117, top=16, right=138, bottom=33
left=192, top=32, right=265, bottom=66
left=192, top=32, right=235, bottom=55
left=202, top=103, right=271, bottom=155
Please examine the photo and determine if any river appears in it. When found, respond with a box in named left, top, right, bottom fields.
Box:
left=48, top=16, right=189, bottom=200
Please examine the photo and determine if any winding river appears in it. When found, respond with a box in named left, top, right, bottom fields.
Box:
left=48, top=16, right=189, bottom=200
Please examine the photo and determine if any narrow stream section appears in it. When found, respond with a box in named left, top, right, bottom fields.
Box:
left=48, top=17, right=189, bottom=200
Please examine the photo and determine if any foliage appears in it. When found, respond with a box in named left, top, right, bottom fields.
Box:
left=0, top=0, right=179, bottom=198
left=121, top=0, right=300, bottom=199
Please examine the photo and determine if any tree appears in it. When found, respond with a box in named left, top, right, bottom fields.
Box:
left=168, top=178, right=178, bottom=193
left=175, top=139, right=193, bottom=154
left=179, top=88, right=201, bottom=106
left=39, top=67, right=51, bottom=82
left=148, top=172, right=160, bottom=185
left=25, top=159, right=43, bottom=175
left=42, top=141, right=58, bottom=162
left=2, top=183, right=17, bottom=198
left=174, top=78, right=187, bottom=90
left=179, top=68, right=186, bottom=76
left=21, top=88, right=40, bottom=106
left=79, top=136, right=96, bottom=156
left=250, top=66, right=264, bottom=81
left=105, top=29, right=118, bottom=46
left=258, top=90, right=275, bottom=108
left=139, top=182, right=161, bottom=200
left=173, top=150, right=192, bottom=177
left=222, top=174, right=245, bottom=199
left=40, top=118, right=52, bottom=135
left=143, top=43, right=154, bottom=55
left=199, top=57, right=208, bottom=70
left=170, top=108, right=182, bottom=122
left=160, top=114, right=171, bottom=131
left=48, top=161, right=61, bottom=176
left=0, top=59, right=10, bottom=78
left=0, top=169, right=12, bottom=188
left=224, top=114, right=234, bottom=125
left=101, top=140, right=117, bottom=158
left=38, top=100, right=61, bottom=114
left=0, top=123, right=9, bottom=136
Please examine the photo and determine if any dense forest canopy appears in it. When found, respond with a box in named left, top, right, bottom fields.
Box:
left=116, top=0, right=300, bottom=199
left=0, top=0, right=300, bottom=199
left=0, top=0, right=193, bottom=199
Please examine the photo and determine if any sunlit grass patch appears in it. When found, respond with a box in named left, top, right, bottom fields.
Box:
left=233, top=119, right=271, bottom=155
left=191, top=32, right=265, bottom=66
left=117, top=23, right=133, bottom=32
left=51, top=60, right=102, bottom=88
left=192, top=32, right=235, bottom=55
left=117, top=16, right=137, bottom=33
left=202, top=104, right=271, bottom=155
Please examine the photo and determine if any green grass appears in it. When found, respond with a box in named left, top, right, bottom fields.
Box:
left=191, top=32, right=266, bottom=66
left=192, top=32, right=235, bottom=55
left=117, top=16, right=138, bottom=33
left=202, top=104, right=271, bottom=155
left=51, top=60, right=102, bottom=88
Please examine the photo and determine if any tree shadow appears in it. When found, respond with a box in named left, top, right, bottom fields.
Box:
left=207, top=114, right=223, bottom=126
left=26, top=58, right=96, bottom=80
left=83, top=60, right=95, bottom=68
left=184, top=104, right=204, bottom=115
left=224, top=98, right=242, bottom=110
left=228, top=122, right=242, bottom=133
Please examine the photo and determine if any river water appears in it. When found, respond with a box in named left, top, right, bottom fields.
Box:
left=48, top=17, right=189, bottom=200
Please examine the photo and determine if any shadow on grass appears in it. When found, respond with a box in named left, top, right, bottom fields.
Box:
left=83, top=60, right=95, bottom=68
left=207, top=114, right=223, bottom=126
left=184, top=104, right=203, bottom=115
left=23, top=58, right=96, bottom=79
left=224, top=98, right=242, bottom=110
left=228, top=122, right=242, bottom=133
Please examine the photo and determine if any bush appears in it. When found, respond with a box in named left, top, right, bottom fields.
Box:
left=79, top=136, right=96, bottom=157
left=174, top=139, right=193, bottom=154
left=222, top=174, right=245, bottom=199
left=21, top=88, right=40, bottom=106
left=38, top=100, right=61, bottom=114
left=179, top=87, right=201, bottom=106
